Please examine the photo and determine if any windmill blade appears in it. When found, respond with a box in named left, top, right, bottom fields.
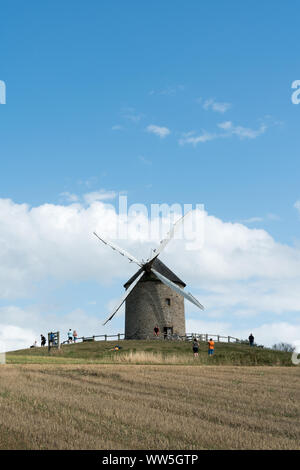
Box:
left=102, top=271, right=145, bottom=325
left=151, top=268, right=204, bottom=310
left=93, top=232, right=143, bottom=267
left=147, top=211, right=192, bottom=263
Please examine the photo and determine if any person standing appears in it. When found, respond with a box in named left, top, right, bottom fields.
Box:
left=208, top=338, right=215, bottom=356
left=192, top=338, right=199, bottom=358
left=73, top=330, right=78, bottom=343
left=49, top=332, right=54, bottom=346
left=68, top=329, right=73, bottom=344
left=40, top=334, right=46, bottom=347
left=249, top=333, right=254, bottom=347
left=153, top=325, right=160, bottom=337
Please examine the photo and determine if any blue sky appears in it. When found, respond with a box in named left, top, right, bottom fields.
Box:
left=1, top=1, right=300, bottom=350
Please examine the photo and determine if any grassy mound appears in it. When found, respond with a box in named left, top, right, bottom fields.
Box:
left=6, top=339, right=294, bottom=366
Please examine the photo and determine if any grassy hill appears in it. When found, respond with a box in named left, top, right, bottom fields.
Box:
left=6, top=338, right=294, bottom=366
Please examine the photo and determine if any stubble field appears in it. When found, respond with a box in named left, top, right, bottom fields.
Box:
left=0, top=364, right=299, bottom=450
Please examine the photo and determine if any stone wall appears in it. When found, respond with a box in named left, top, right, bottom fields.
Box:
left=125, top=279, right=185, bottom=339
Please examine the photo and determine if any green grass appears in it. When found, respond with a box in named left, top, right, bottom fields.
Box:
left=5, top=339, right=294, bottom=366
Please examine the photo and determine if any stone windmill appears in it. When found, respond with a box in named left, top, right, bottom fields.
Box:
left=94, top=213, right=204, bottom=339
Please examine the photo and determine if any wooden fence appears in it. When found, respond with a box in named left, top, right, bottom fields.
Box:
left=61, top=333, right=241, bottom=344
left=186, top=333, right=241, bottom=343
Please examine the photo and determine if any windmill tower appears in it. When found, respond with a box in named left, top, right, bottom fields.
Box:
left=124, top=258, right=186, bottom=339
left=94, top=212, right=204, bottom=339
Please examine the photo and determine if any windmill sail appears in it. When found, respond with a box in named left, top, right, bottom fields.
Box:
left=93, top=232, right=143, bottom=267
left=102, top=271, right=145, bottom=325
left=151, top=268, right=204, bottom=310
left=147, top=211, right=192, bottom=263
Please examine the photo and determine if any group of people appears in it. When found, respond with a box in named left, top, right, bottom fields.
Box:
left=192, top=333, right=255, bottom=357
left=30, top=330, right=79, bottom=348
left=154, top=324, right=215, bottom=356
left=192, top=338, right=215, bottom=357
left=33, top=328, right=255, bottom=354
left=30, top=334, right=47, bottom=348
left=67, top=329, right=78, bottom=343
left=155, top=323, right=256, bottom=357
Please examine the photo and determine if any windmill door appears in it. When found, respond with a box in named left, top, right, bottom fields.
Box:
left=163, top=327, right=173, bottom=338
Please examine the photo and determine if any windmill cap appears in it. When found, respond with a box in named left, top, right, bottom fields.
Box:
left=124, top=258, right=186, bottom=289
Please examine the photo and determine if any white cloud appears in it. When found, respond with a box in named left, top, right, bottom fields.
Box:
left=202, top=98, right=231, bottom=113
left=241, top=214, right=281, bottom=224
left=1, top=198, right=300, bottom=295
left=242, top=217, right=264, bottom=224
left=218, top=121, right=267, bottom=139
left=218, top=121, right=232, bottom=130
left=60, top=192, right=79, bottom=203
left=0, top=305, right=109, bottom=351
left=59, top=189, right=117, bottom=205
left=267, top=213, right=281, bottom=221
left=180, top=121, right=267, bottom=146
left=0, top=198, right=300, bottom=349
left=146, top=124, right=171, bottom=138
left=179, top=131, right=216, bottom=146
left=121, top=107, right=144, bottom=123
left=186, top=318, right=300, bottom=347
left=0, top=324, right=36, bottom=352
left=294, top=201, right=300, bottom=214
left=83, top=190, right=117, bottom=205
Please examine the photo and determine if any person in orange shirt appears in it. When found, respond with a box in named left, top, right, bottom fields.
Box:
left=208, top=338, right=215, bottom=356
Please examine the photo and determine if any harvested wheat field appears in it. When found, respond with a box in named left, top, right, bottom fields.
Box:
left=0, top=364, right=299, bottom=450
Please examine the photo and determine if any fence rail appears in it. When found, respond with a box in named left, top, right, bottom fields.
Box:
left=61, top=333, right=125, bottom=345
left=61, top=333, right=241, bottom=345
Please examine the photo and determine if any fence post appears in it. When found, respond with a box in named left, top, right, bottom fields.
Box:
left=118, top=333, right=120, bottom=341
left=217, top=335, right=220, bottom=342
left=205, top=334, right=208, bottom=342
left=105, top=335, right=107, bottom=341
left=228, top=336, right=230, bottom=343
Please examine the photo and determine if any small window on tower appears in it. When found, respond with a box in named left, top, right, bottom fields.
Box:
left=166, top=298, right=171, bottom=306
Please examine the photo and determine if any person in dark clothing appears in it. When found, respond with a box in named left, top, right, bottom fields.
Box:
left=49, top=332, right=54, bottom=346
left=192, top=338, right=199, bottom=357
left=40, top=334, right=46, bottom=347
left=153, top=325, right=160, bottom=337
left=249, top=333, right=254, bottom=347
